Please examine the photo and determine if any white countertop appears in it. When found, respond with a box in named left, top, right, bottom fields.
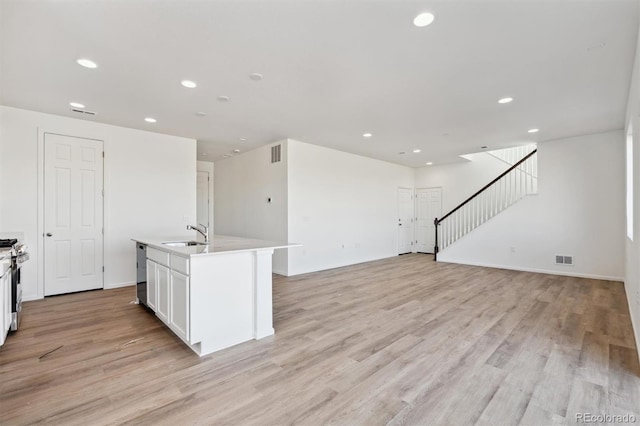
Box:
left=132, top=234, right=300, bottom=257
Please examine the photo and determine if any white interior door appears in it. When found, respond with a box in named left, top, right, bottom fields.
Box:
left=196, top=171, right=210, bottom=227
left=44, top=133, right=104, bottom=296
left=416, top=188, right=442, bottom=253
left=398, top=187, right=413, bottom=255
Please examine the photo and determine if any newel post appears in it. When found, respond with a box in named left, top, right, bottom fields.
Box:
left=434, top=217, right=439, bottom=261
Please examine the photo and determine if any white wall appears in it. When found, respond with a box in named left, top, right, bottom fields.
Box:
left=214, top=141, right=288, bottom=274
left=438, top=130, right=625, bottom=281
left=287, top=139, right=415, bottom=276
left=0, top=106, right=196, bottom=300
left=624, top=17, right=640, bottom=357
left=414, top=152, right=510, bottom=214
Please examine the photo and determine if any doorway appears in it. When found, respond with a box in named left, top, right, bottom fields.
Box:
left=44, top=133, right=104, bottom=296
left=196, top=160, right=214, bottom=236
left=416, top=187, right=442, bottom=253
left=197, top=170, right=210, bottom=228
left=398, top=187, right=414, bottom=254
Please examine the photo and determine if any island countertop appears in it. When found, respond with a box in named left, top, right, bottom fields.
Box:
left=132, top=234, right=299, bottom=257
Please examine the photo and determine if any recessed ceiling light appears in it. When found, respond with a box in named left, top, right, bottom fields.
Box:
left=69, top=102, right=85, bottom=108
left=202, top=152, right=208, bottom=156
left=195, top=112, right=206, bottom=117
left=498, top=97, right=513, bottom=104
left=223, top=154, right=232, bottom=158
left=413, top=149, right=421, bottom=153
left=218, top=95, right=230, bottom=102
left=413, top=12, right=435, bottom=27
left=249, top=73, right=263, bottom=81
left=181, top=80, right=197, bottom=88
left=239, top=137, right=247, bottom=142
left=528, top=128, right=539, bottom=133
left=76, top=58, right=97, bottom=69
left=233, top=149, right=241, bottom=153
left=144, top=117, right=157, bottom=123
left=363, top=133, right=373, bottom=138
left=426, top=162, right=433, bottom=166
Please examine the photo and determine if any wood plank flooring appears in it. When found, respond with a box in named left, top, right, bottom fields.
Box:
left=1, top=254, right=639, bottom=425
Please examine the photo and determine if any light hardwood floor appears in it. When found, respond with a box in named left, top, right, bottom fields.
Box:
left=1, top=254, right=639, bottom=425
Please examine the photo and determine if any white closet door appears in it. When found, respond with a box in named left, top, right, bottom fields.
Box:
left=44, top=133, right=104, bottom=296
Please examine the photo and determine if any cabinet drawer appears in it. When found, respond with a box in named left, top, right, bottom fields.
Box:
left=147, top=247, right=170, bottom=266
left=171, top=254, right=189, bottom=275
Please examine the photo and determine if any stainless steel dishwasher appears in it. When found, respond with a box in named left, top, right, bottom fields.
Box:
left=136, top=243, right=148, bottom=307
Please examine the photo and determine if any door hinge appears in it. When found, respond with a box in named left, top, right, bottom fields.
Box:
left=102, top=151, right=105, bottom=158
left=102, top=266, right=105, bottom=272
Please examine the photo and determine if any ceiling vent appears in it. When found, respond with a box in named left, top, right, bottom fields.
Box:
left=71, top=108, right=96, bottom=116
left=555, top=255, right=574, bottom=265
left=271, top=144, right=281, bottom=164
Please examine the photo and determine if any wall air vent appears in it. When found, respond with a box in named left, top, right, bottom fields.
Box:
left=71, top=108, right=96, bottom=116
left=271, top=144, right=281, bottom=163
left=555, top=255, right=574, bottom=266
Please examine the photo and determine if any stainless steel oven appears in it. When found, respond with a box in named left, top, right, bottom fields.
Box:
left=0, top=239, right=29, bottom=331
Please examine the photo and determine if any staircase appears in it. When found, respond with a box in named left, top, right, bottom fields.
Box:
left=434, top=149, right=538, bottom=259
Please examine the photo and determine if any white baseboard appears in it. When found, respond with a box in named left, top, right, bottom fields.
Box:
left=104, top=281, right=135, bottom=289
left=272, top=269, right=289, bottom=277
left=23, top=294, right=43, bottom=302
left=438, top=259, right=624, bottom=282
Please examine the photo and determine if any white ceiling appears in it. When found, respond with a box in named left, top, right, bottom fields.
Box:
left=1, top=0, right=638, bottom=166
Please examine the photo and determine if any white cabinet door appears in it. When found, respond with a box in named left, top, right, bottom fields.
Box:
left=0, top=273, right=5, bottom=346
left=156, top=264, right=170, bottom=323
left=170, top=271, right=189, bottom=342
left=0, top=269, right=10, bottom=346
left=146, top=260, right=157, bottom=312
left=4, top=271, right=9, bottom=333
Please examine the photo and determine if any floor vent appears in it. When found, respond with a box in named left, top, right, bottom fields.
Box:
left=555, top=255, right=574, bottom=265
left=271, top=144, right=281, bottom=163
left=71, top=108, right=96, bottom=116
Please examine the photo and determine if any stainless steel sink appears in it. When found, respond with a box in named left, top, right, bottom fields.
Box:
left=162, top=241, right=206, bottom=247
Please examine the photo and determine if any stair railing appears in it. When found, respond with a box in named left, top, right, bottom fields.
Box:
left=434, top=149, right=538, bottom=260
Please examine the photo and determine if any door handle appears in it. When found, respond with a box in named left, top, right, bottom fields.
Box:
left=46, top=233, right=53, bottom=237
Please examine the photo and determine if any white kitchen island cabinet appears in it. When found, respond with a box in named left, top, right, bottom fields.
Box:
left=169, top=269, right=189, bottom=341
left=132, top=235, right=298, bottom=357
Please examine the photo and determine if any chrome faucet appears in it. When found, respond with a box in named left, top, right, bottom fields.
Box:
left=187, top=224, right=209, bottom=242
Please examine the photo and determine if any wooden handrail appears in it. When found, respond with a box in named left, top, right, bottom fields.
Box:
left=435, top=149, right=537, bottom=225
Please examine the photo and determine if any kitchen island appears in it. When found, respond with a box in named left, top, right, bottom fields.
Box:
left=132, top=235, right=297, bottom=356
